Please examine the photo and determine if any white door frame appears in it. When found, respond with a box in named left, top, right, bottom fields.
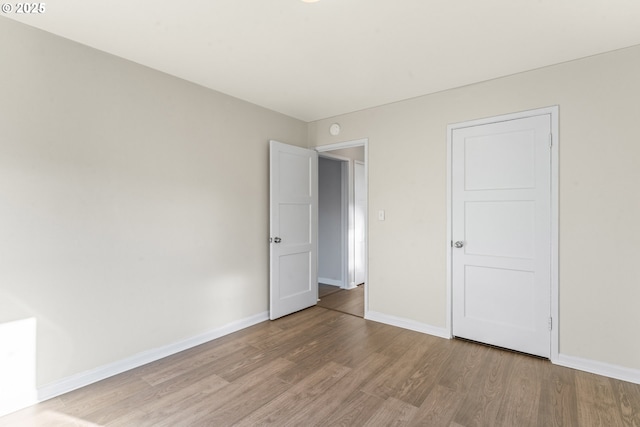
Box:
left=353, top=160, right=366, bottom=286
left=315, top=138, right=369, bottom=315
left=446, top=106, right=559, bottom=361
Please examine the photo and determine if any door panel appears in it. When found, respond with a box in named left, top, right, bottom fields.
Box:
left=270, top=140, right=318, bottom=320
left=464, top=129, right=536, bottom=190
left=279, top=152, right=312, bottom=197
left=279, top=204, right=311, bottom=245
left=465, top=201, right=535, bottom=259
left=452, top=115, right=551, bottom=358
left=278, top=252, right=312, bottom=298
left=464, top=266, right=536, bottom=330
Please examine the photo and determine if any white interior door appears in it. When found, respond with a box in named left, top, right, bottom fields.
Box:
left=452, top=115, right=552, bottom=358
left=269, top=140, right=318, bottom=320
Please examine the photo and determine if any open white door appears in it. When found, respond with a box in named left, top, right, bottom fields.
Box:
left=269, top=140, right=318, bottom=320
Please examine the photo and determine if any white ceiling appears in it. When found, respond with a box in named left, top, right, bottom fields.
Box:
left=7, top=0, right=640, bottom=122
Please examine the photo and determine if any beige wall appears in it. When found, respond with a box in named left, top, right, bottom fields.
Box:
left=309, top=45, right=640, bottom=371
left=0, top=17, right=306, bottom=387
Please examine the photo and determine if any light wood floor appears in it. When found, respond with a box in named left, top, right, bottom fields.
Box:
left=2, top=306, right=639, bottom=426
left=317, top=284, right=364, bottom=317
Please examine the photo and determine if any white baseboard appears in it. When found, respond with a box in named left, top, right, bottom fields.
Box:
left=9, top=309, right=639, bottom=418
left=555, top=353, right=640, bottom=385
left=36, top=311, right=269, bottom=404
left=365, top=311, right=450, bottom=339
left=319, top=277, right=343, bottom=287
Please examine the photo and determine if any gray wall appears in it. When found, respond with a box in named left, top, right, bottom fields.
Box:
left=318, top=157, right=343, bottom=284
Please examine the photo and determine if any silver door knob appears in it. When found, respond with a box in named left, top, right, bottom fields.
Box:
left=454, top=241, right=464, bottom=248
left=274, top=237, right=282, bottom=243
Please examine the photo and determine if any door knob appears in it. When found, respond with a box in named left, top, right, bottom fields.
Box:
left=454, top=241, right=464, bottom=248
left=274, top=237, right=282, bottom=243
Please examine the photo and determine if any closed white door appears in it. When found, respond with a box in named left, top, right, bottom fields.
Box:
left=269, top=140, right=318, bottom=320
left=452, top=115, right=551, bottom=358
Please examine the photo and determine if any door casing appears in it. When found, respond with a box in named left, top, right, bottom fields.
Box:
left=446, top=106, right=559, bottom=362
left=354, top=160, right=366, bottom=286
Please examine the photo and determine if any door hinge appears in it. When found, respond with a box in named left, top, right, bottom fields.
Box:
left=548, top=134, right=552, bottom=148
left=548, top=317, right=553, bottom=331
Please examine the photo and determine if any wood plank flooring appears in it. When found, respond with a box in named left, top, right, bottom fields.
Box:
left=317, top=284, right=364, bottom=318
left=2, top=306, right=639, bottom=426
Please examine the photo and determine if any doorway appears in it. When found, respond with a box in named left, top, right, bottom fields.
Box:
left=316, top=139, right=368, bottom=318
left=317, top=282, right=364, bottom=317
left=447, top=107, right=559, bottom=359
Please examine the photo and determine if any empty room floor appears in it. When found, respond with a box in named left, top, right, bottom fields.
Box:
left=1, top=307, right=639, bottom=426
